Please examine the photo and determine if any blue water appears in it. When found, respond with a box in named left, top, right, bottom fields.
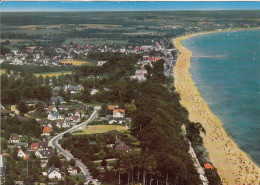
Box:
left=182, top=30, right=260, bottom=166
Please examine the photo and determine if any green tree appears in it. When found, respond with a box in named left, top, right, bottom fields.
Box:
left=17, top=100, right=29, bottom=114
left=51, top=76, right=57, bottom=86
left=101, top=158, right=107, bottom=167
left=48, top=155, right=62, bottom=168
left=38, top=75, right=44, bottom=85
left=45, top=76, right=50, bottom=85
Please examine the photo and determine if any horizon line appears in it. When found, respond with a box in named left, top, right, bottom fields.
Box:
left=2, top=9, right=260, bottom=13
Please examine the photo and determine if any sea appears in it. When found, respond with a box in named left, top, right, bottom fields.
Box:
left=182, top=29, right=260, bottom=166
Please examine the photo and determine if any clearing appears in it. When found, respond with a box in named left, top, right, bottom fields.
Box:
left=59, top=60, right=89, bottom=66
left=74, top=125, right=127, bottom=135
left=34, top=71, right=72, bottom=77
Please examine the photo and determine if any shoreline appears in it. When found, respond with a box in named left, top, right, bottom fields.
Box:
left=173, top=30, right=260, bottom=184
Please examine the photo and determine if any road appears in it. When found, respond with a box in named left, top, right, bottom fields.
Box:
left=49, top=108, right=100, bottom=184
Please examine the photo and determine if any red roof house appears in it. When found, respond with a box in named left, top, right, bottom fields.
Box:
left=43, top=126, right=52, bottom=135
left=204, top=163, right=214, bottom=170
left=31, top=143, right=39, bottom=151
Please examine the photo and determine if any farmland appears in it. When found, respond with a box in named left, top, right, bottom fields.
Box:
left=59, top=60, right=90, bottom=66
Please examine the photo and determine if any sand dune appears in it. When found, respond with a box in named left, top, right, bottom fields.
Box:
left=173, top=33, right=260, bottom=185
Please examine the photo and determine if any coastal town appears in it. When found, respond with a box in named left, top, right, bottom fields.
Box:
left=0, top=33, right=219, bottom=185
left=1, top=6, right=260, bottom=185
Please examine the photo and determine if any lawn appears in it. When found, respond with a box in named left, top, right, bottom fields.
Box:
left=34, top=71, right=72, bottom=77
left=59, top=60, right=90, bottom=66
left=70, top=173, right=86, bottom=184
left=73, top=125, right=127, bottom=135
left=0, top=69, right=6, bottom=74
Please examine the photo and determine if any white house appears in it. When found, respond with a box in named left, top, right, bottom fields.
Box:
left=75, top=109, right=84, bottom=118
left=47, top=166, right=62, bottom=180
left=90, top=88, right=99, bottom=95
left=97, top=61, right=108, bottom=66
left=67, top=167, right=78, bottom=175
left=48, top=112, right=62, bottom=120
left=17, top=149, right=27, bottom=158
left=56, top=119, right=70, bottom=129
left=113, top=109, right=125, bottom=118
left=9, top=133, right=20, bottom=143
left=35, top=148, right=55, bottom=162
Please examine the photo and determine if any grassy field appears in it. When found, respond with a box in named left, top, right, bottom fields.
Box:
left=34, top=71, right=72, bottom=77
left=70, top=173, right=86, bottom=184
left=74, top=125, right=127, bottom=135
left=59, top=60, right=90, bottom=66
left=0, top=69, right=6, bottom=74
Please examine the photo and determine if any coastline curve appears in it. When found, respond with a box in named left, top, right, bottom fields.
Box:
left=173, top=32, right=260, bottom=185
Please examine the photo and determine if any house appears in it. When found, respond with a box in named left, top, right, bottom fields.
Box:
left=50, top=96, right=66, bottom=105
left=108, top=117, right=126, bottom=124
left=31, top=143, right=39, bottom=151
left=35, top=148, right=55, bottom=161
left=17, top=149, right=31, bottom=159
left=47, top=166, right=62, bottom=180
left=48, top=112, right=62, bottom=120
left=90, top=88, right=99, bottom=95
left=113, top=109, right=125, bottom=118
left=70, top=115, right=80, bottom=123
left=64, top=84, right=83, bottom=94
left=58, top=105, right=69, bottom=110
left=42, top=126, right=52, bottom=136
left=75, top=109, right=84, bottom=118
left=97, top=61, right=108, bottom=66
left=67, top=167, right=78, bottom=175
left=47, top=106, right=58, bottom=113
left=115, top=141, right=129, bottom=153
left=16, top=142, right=28, bottom=148
left=38, top=141, right=48, bottom=151
left=56, top=119, right=70, bottom=129
left=108, top=105, right=117, bottom=110
left=204, top=163, right=214, bottom=170
left=9, top=133, right=20, bottom=143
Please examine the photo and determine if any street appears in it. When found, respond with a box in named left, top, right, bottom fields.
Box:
left=49, top=108, right=100, bottom=184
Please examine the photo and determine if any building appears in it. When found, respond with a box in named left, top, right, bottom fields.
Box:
left=35, top=148, right=55, bottom=161
left=67, top=167, right=78, bottom=175
left=113, top=109, right=125, bottom=118
left=9, top=133, right=20, bottom=143
left=48, top=112, right=62, bottom=120
left=97, top=61, right=108, bottom=66
left=204, top=163, right=214, bottom=170
left=70, top=115, right=80, bottom=123
left=130, top=68, right=148, bottom=82
left=31, top=143, right=39, bottom=151
left=42, top=126, right=52, bottom=136
left=90, top=88, right=99, bottom=95
left=38, top=141, right=48, bottom=151
left=115, top=141, right=129, bottom=153
left=47, top=106, right=58, bottom=113
left=16, top=142, right=28, bottom=148
left=47, top=166, right=62, bottom=180
left=64, top=84, right=83, bottom=94
left=17, top=149, right=30, bottom=159
left=50, top=96, right=66, bottom=105
left=75, top=109, right=84, bottom=118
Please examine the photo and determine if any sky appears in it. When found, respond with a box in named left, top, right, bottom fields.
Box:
left=1, top=2, right=260, bottom=12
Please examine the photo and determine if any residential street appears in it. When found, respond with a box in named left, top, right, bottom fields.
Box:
left=49, top=107, right=100, bottom=184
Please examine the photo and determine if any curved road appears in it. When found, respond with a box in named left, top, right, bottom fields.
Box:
left=49, top=108, right=100, bottom=184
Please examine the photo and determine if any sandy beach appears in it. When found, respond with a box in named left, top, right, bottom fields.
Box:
left=173, top=33, right=260, bottom=185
